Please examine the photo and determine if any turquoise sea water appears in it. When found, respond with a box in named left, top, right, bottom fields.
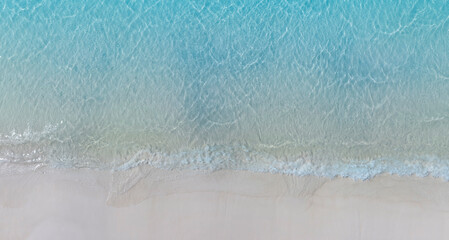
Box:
left=1, top=0, right=449, bottom=179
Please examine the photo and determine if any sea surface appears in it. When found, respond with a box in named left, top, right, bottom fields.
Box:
left=1, top=0, right=449, bottom=179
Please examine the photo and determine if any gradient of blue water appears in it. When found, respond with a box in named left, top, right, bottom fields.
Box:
left=1, top=0, right=449, bottom=178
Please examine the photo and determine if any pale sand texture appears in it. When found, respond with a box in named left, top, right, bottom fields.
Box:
left=1, top=164, right=449, bottom=240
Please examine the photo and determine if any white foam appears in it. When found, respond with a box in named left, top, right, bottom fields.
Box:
left=113, top=145, right=449, bottom=181
left=0, top=122, right=62, bottom=145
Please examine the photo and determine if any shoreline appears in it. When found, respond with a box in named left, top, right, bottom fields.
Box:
left=1, top=166, right=449, bottom=239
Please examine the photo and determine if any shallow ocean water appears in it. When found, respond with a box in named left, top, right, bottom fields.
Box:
left=0, top=0, right=449, bottom=179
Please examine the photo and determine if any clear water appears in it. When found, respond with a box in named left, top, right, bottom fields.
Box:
left=1, top=0, right=449, bottom=179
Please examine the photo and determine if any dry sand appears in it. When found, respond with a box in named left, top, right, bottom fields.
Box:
left=1, top=164, right=449, bottom=240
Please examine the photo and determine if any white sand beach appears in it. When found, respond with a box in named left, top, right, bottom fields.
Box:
left=1, top=164, right=449, bottom=240
left=2, top=0, right=449, bottom=239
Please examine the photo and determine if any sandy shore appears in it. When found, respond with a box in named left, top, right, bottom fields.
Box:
left=1, top=164, right=449, bottom=240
